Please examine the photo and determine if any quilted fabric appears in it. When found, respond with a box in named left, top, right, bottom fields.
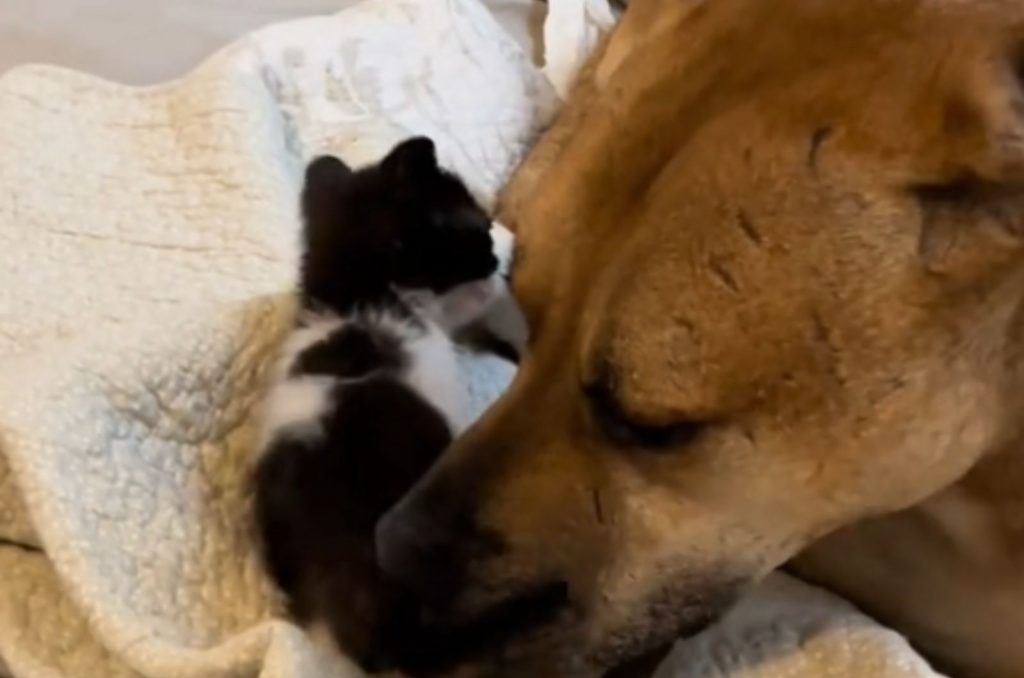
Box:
left=0, top=0, right=943, bottom=677
left=0, top=2, right=542, bottom=676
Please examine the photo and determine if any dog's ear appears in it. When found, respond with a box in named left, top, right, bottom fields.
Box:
left=381, top=136, right=439, bottom=185
left=916, top=40, right=1024, bottom=276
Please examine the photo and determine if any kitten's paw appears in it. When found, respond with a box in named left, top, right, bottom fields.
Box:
left=439, top=275, right=505, bottom=331
left=491, top=222, right=516, bottom=278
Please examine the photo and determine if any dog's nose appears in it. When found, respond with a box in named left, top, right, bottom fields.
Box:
left=376, top=487, right=500, bottom=607
left=375, top=504, right=459, bottom=603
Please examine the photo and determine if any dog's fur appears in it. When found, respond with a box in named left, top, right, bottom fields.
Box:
left=377, top=1, right=1024, bottom=676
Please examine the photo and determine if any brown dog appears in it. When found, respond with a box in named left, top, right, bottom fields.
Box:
left=378, top=1, right=1024, bottom=676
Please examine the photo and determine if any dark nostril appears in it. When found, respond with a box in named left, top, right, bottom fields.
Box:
left=375, top=508, right=422, bottom=578
left=375, top=506, right=460, bottom=603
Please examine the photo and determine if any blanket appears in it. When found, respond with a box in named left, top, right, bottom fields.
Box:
left=0, top=0, right=944, bottom=676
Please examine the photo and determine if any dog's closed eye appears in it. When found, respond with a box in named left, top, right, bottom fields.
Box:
left=583, top=370, right=706, bottom=452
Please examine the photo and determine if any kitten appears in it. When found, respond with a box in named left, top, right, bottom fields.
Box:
left=252, top=137, right=511, bottom=672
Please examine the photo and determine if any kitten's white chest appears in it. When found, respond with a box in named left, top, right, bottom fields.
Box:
left=398, top=319, right=469, bottom=434
left=260, top=376, right=334, bottom=448
left=257, top=313, right=345, bottom=452
left=262, top=307, right=470, bottom=448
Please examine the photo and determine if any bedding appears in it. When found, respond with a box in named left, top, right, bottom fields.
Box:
left=0, top=0, right=541, bottom=85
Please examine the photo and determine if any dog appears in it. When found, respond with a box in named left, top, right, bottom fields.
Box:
left=377, top=1, right=1024, bottom=676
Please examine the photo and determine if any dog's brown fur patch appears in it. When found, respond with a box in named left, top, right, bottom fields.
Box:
left=379, top=1, right=1024, bottom=675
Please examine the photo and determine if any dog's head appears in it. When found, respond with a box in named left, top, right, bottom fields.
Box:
left=379, top=0, right=1024, bottom=674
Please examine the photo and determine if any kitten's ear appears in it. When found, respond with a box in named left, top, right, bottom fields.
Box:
left=304, top=155, right=352, bottom=188
left=381, top=136, right=439, bottom=184
left=301, top=155, right=352, bottom=223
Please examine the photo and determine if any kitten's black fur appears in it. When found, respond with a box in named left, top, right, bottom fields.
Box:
left=253, top=137, right=503, bottom=673
left=300, top=137, right=497, bottom=313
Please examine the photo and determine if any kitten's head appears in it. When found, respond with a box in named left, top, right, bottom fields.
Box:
left=300, top=137, right=498, bottom=313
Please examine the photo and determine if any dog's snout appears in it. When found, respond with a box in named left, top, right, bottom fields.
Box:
left=376, top=485, right=498, bottom=606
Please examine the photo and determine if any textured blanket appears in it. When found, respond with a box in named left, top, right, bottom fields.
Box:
left=0, top=1, right=943, bottom=676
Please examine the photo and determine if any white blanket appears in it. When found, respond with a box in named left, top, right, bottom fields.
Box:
left=0, top=1, right=942, bottom=677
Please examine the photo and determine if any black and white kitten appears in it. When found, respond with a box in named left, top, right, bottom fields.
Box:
left=252, top=137, right=513, bottom=672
